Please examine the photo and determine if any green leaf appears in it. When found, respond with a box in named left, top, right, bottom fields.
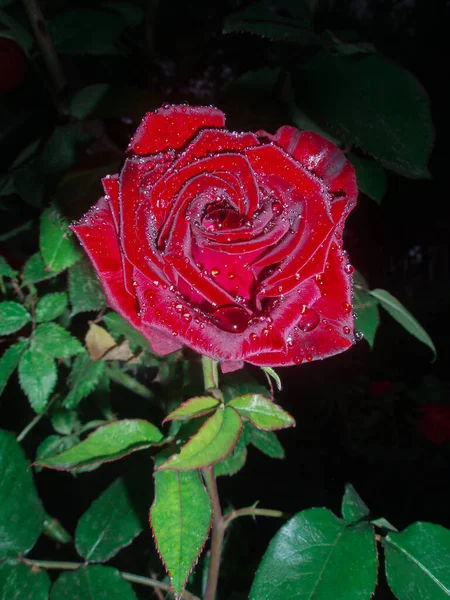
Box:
left=35, top=419, right=163, bottom=470
left=31, top=322, right=83, bottom=358
left=214, top=425, right=251, bottom=477
left=353, top=287, right=380, bottom=349
left=36, top=435, right=79, bottom=466
left=369, top=288, right=436, bottom=358
left=385, top=522, right=450, bottom=598
left=0, top=9, right=34, bottom=54
left=40, top=205, right=82, bottom=273
left=224, top=0, right=316, bottom=44
left=341, top=484, right=370, bottom=523
left=76, top=468, right=152, bottom=562
left=164, top=396, right=220, bottom=423
left=43, top=513, right=72, bottom=544
left=159, top=406, right=243, bottom=471
left=101, top=1, right=144, bottom=26
left=22, top=252, right=61, bottom=285
left=18, top=349, right=57, bottom=413
left=0, top=256, right=17, bottom=280
left=64, top=353, right=105, bottom=409
left=298, top=52, right=434, bottom=178
left=35, top=292, right=69, bottom=322
left=250, top=508, right=378, bottom=600
left=261, top=367, right=282, bottom=391
left=69, top=84, right=110, bottom=119
left=228, top=394, right=295, bottom=430
left=0, top=301, right=31, bottom=335
left=0, top=562, right=50, bottom=599
left=151, top=469, right=212, bottom=595
left=50, top=565, right=138, bottom=600
left=49, top=9, right=125, bottom=55
left=102, top=312, right=150, bottom=352
left=0, top=429, right=45, bottom=557
left=249, top=427, right=285, bottom=459
left=51, top=407, right=81, bottom=435
left=349, top=153, right=387, bottom=204
left=69, top=257, right=106, bottom=316
left=0, top=340, right=27, bottom=396
left=39, top=125, right=90, bottom=176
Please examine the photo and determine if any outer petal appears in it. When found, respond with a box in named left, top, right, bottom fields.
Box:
left=71, top=197, right=181, bottom=356
left=128, top=105, right=225, bottom=155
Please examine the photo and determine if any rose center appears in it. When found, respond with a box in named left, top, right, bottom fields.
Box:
left=202, top=203, right=246, bottom=232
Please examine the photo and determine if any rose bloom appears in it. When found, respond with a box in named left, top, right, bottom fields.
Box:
left=72, top=105, right=357, bottom=371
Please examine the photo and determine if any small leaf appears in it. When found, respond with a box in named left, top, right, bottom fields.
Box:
left=250, top=427, right=285, bottom=459
left=341, top=484, right=370, bottom=523
left=85, top=323, right=135, bottom=362
left=68, top=257, right=106, bottom=316
left=50, top=566, right=138, bottom=600
left=76, top=468, right=152, bottom=562
left=22, top=252, right=61, bottom=285
left=0, top=9, right=34, bottom=54
left=34, top=419, right=163, bottom=470
left=102, top=1, right=144, bottom=26
left=36, top=435, right=79, bottom=466
left=385, top=522, right=450, bottom=599
left=39, top=125, right=90, bottom=176
left=369, top=288, right=436, bottom=358
left=0, top=340, right=27, bottom=396
left=353, top=287, right=380, bottom=348
left=0, top=256, right=17, bottom=280
left=228, top=394, right=295, bottom=430
left=159, top=406, right=243, bottom=471
left=18, top=349, right=57, bottom=413
left=35, top=292, right=69, bottom=322
left=40, top=205, right=82, bottom=273
left=215, top=425, right=251, bottom=477
left=164, top=396, right=220, bottom=423
left=250, top=508, right=378, bottom=600
left=261, top=366, right=282, bottom=391
left=69, top=83, right=110, bottom=119
left=0, top=301, right=31, bottom=335
left=0, top=429, right=45, bottom=557
left=64, top=353, right=105, bottom=409
left=349, top=153, right=387, bottom=204
left=31, top=322, right=84, bottom=358
left=51, top=407, right=81, bottom=435
left=151, top=469, right=212, bottom=595
left=0, top=562, right=50, bottom=599
left=102, top=311, right=150, bottom=352
left=43, top=513, right=72, bottom=544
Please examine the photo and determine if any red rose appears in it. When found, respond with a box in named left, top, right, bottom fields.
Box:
left=0, top=38, right=27, bottom=92
left=417, top=405, right=450, bottom=445
left=72, top=105, right=357, bottom=370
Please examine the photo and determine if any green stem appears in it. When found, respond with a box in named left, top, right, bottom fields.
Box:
left=201, top=355, right=219, bottom=391
left=16, top=394, right=59, bottom=442
left=223, top=507, right=287, bottom=530
left=19, top=559, right=200, bottom=600
left=202, top=466, right=225, bottom=600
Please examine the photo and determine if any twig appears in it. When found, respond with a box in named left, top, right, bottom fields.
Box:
left=202, top=466, right=225, bottom=600
left=223, top=506, right=287, bottom=530
left=19, top=559, right=200, bottom=600
left=16, top=394, right=59, bottom=442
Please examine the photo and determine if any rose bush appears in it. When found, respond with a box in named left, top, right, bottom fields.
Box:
left=72, top=104, right=358, bottom=370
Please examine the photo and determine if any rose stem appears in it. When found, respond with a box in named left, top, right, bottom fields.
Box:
left=22, top=0, right=66, bottom=92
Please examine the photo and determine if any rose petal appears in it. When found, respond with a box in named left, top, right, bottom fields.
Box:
left=102, top=174, right=120, bottom=230
left=71, top=197, right=181, bottom=356
left=128, top=105, right=226, bottom=155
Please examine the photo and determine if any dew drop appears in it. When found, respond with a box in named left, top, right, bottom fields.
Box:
left=228, top=272, right=235, bottom=279
left=213, top=305, right=250, bottom=333
left=344, top=264, right=355, bottom=274
left=211, top=268, right=220, bottom=277
left=172, top=331, right=178, bottom=337
left=342, top=302, right=352, bottom=314
left=343, top=326, right=351, bottom=334
left=250, top=333, right=258, bottom=342
left=272, top=202, right=283, bottom=216
left=262, top=328, right=270, bottom=336
left=325, top=261, right=331, bottom=270
left=294, top=355, right=303, bottom=365
left=298, top=307, right=320, bottom=332
left=182, top=312, right=192, bottom=322
left=330, top=242, right=337, bottom=252
left=355, top=330, right=364, bottom=341
left=306, top=355, right=313, bottom=362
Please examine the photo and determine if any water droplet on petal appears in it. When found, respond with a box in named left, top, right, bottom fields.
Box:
left=298, top=307, right=320, bottom=332
left=294, top=355, right=303, bottom=365
left=213, top=306, right=249, bottom=333
left=343, top=326, right=351, bottom=334
left=342, top=302, right=352, bottom=313
left=344, top=264, right=355, bottom=274
left=272, top=202, right=283, bottom=216
left=182, top=312, right=192, bottom=322
left=355, top=330, right=364, bottom=341
left=211, top=268, right=220, bottom=277
left=250, top=333, right=258, bottom=342
left=306, top=355, right=313, bottom=362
